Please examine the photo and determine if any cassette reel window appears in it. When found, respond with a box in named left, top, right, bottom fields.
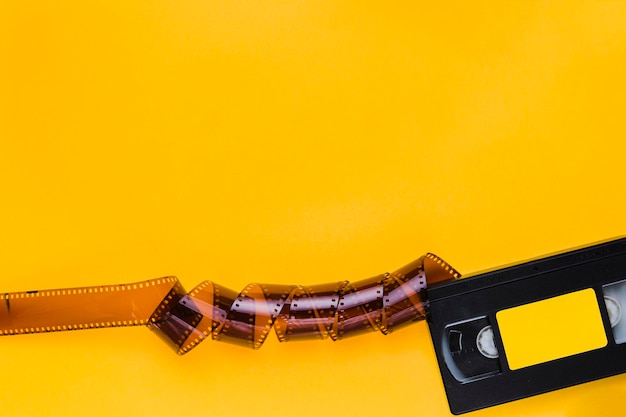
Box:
left=602, top=279, right=626, bottom=344
left=442, top=316, right=502, bottom=383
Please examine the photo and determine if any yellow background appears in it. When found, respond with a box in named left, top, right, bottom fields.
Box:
left=1, top=1, right=625, bottom=416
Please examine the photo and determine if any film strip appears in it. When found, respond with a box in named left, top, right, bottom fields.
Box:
left=0, top=253, right=459, bottom=355
left=8, top=239, right=625, bottom=414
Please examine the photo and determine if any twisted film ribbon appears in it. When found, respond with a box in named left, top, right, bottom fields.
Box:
left=0, top=254, right=459, bottom=354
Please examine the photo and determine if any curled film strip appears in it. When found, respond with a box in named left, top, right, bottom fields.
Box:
left=0, top=253, right=459, bottom=354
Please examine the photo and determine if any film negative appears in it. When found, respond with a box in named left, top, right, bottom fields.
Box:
left=427, top=237, right=626, bottom=414
left=0, top=253, right=458, bottom=354
left=4, top=238, right=626, bottom=415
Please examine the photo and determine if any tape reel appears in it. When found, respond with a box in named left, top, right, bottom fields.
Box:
left=442, top=317, right=501, bottom=383
left=602, top=280, right=626, bottom=341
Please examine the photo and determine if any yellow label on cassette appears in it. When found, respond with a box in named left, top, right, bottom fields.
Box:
left=497, top=288, right=607, bottom=370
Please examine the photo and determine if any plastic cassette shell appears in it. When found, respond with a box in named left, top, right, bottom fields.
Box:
left=426, top=237, right=626, bottom=415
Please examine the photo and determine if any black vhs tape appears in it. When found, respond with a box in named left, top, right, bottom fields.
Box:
left=427, top=237, right=626, bottom=414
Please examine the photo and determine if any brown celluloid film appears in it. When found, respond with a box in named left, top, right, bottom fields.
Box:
left=0, top=254, right=459, bottom=354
